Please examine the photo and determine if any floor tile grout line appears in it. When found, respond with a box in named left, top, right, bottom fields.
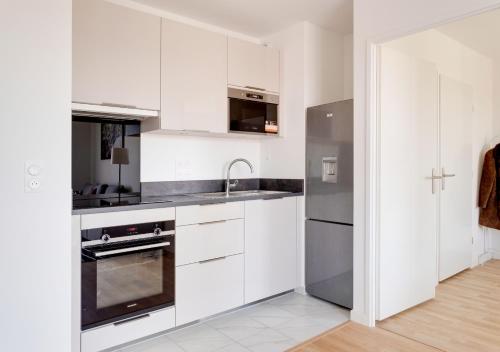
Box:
left=118, top=293, right=349, bottom=352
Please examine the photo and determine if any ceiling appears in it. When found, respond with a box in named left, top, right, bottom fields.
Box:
left=133, top=0, right=353, bottom=37
left=438, top=8, right=500, bottom=59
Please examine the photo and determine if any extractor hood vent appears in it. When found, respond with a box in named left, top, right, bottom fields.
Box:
left=71, top=102, right=159, bottom=121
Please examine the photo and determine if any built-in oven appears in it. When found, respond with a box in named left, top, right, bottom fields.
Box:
left=228, top=87, right=279, bottom=135
left=81, top=221, right=175, bottom=330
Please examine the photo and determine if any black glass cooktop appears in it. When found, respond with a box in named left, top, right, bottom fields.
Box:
left=73, top=195, right=174, bottom=210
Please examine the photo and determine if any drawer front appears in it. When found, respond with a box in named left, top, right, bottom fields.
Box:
left=176, top=202, right=244, bottom=226
left=81, top=208, right=175, bottom=230
left=81, top=307, right=175, bottom=352
left=176, top=219, right=244, bottom=266
left=176, top=254, right=244, bottom=325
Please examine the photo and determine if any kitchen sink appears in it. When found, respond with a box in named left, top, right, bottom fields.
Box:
left=190, top=190, right=290, bottom=199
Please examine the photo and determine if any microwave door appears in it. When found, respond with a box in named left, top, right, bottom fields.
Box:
left=228, top=88, right=279, bottom=134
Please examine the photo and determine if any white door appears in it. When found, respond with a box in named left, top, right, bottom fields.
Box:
left=378, top=46, right=438, bottom=320
left=438, top=75, right=473, bottom=281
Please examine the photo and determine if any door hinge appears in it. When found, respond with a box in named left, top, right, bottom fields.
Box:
left=472, top=237, right=474, bottom=244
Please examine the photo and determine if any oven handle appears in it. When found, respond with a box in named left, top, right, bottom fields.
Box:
left=93, top=242, right=171, bottom=258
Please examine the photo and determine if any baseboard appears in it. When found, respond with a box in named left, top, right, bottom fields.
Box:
left=489, top=249, right=500, bottom=260
left=478, top=251, right=493, bottom=265
left=294, top=286, right=307, bottom=295
left=350, top=310, right=372, bottom=327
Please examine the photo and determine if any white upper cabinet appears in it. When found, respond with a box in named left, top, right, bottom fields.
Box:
left=161, top=19, right=228, bottom=133
left=228, top=38, right=280, bottom=93
left=73, top=0, right=161, bottom=110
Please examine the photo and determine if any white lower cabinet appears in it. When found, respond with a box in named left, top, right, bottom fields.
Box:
left=81, top=307, right=175, bottom=352
left=175, top=254, right=244, bottom=325
left=244, top=197, right=298, bottom=304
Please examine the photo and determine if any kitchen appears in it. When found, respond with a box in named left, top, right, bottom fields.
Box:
left=2, top=0, right=353, bottom=351
left=71, top=0, right=353, bottom=351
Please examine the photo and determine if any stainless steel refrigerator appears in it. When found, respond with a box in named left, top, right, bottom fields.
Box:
left=305, top=99, right=353, bottom=309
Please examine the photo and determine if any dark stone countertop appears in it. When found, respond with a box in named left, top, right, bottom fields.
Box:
left=72, top=191, right=303, bottom=216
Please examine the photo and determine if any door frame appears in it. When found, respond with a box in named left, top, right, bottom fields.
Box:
left=364, top=4, right=500, bottom=326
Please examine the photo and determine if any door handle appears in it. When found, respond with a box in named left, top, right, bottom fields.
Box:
left=430, top=168, right=442, bottom=194
left=199, top=256, right=226, bottom=264
left=441, top=168, right=456, bottom=191
left=244, top=86, right=266, bottom=91
left=101, top=102, right=138, bottom=109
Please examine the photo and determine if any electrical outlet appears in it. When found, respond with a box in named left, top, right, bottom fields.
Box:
left=29, top=179, right=41, bottom=190
left=25, top=161, right=43, bottom=193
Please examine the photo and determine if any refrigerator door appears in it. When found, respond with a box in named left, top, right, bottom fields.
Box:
left=306, top=100, right=353, bottom=224
left=305, top=220, right=353, bottom=309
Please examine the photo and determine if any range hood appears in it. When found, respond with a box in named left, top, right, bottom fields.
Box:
left=72, top=102, right=159, bottom=121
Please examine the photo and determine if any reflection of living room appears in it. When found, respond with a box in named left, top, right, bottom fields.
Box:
left=72, top=118, right=140, bottom=198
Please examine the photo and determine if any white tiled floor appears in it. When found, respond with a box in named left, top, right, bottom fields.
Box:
left=115, top=293, right=349, bottom=352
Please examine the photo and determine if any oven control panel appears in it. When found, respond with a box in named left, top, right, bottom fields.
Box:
left=82, top=220, right=175, bottom=247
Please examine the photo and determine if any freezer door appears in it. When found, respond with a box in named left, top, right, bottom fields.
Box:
left=305, top=220, right=353, bottom=309
left=306, top=100, right=353, bottom=224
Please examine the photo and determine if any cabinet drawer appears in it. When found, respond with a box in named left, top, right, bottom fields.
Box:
left=176, top=254, right=244, bottom=325
left=81, top=307, right=175, bottom=352
left=176, top=202, right=244, bottom=226
left=176, top=219, right=244, bottom=266
left=81, top=207, right=175, bottom=229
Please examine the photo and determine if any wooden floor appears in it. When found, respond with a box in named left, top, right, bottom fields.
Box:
left=289, top=322, right=440, bottom=352
left=378, top=260, right=500, bottom=351
left=290, top=260, right=500, bottom=352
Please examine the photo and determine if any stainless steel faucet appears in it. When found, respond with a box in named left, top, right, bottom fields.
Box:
left=226, top=158, right=254, bottom=197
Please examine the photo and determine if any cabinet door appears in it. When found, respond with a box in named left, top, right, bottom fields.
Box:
left=244, top=197, right=297, bottom=304
left=161, top=19, right=227, bottom=133
left=176, top=254, right=244, bottom=325
left=73, top=0, right=161, bottom=110
left=228, top=38, right=279, bottom=93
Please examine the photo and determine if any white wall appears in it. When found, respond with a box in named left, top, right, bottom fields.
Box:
left=0, top=1, right=72, bottom=351
left=385, top=29, right=494, bottom=267
left=141, top=134, right=260, bottom=181
left=354, top=0, right=500, bottom=326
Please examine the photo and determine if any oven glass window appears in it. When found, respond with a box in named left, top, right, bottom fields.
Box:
left=229, top=98, right=278, bottom=134
left=96, top=250, right=163, bottom=309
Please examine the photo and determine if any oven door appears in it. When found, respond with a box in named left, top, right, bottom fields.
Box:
left=81, top=236, right=175, bottom=330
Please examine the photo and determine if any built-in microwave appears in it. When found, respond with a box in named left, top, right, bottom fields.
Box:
left=228, top=87, right=279, bottom=135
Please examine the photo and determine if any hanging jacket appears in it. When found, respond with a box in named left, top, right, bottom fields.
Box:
left=495, top=144, right=500, bottom=206
left=479, top=148, right=500, bottom=229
